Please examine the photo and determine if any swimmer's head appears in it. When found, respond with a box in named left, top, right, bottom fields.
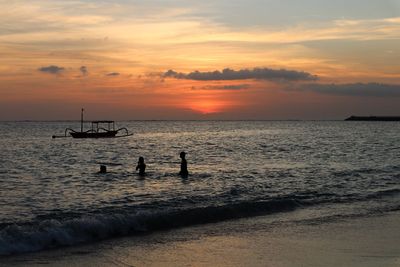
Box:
left=138, top=156, right=144, bottom=163
left=99, top=165, right=107, bottom=173
left=180, top=151, right=186, bottom=159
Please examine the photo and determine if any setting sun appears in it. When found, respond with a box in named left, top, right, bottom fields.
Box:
left=189, top=99, right=236, bottom=114
left=188, top=100, right=227, bottom=114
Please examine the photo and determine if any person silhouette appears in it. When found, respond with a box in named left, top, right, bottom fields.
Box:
left=136, top=156, right=146, bottom=176
left=179, top=151, right=188, bottom=177
left=99, top=165, right=107, bottom=173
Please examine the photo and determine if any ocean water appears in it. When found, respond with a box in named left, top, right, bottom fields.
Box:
left=0, top=121, right=399, bottom=255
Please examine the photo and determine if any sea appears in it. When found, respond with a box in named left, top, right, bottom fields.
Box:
left=0, top=121, right=399, bottom=256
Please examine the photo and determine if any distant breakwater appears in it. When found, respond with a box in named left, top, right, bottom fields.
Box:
left=345, top=116, right=400, bottom=121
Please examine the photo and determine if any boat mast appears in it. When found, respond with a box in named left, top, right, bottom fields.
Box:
left=81, top=108, right=84, bottom=132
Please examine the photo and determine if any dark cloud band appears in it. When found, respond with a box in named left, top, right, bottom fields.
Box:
left=106, top=72, right=120, bottom=76
left=299, top=83, right=400, bottom=97
left=164, top=67, right=318, bottom=81
left=38, top=65, right=64, bottom=74
left=191, top=84, right=250, bottom=91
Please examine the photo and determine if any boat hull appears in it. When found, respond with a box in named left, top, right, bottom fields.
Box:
left=70, top=131, right=118, bottom=138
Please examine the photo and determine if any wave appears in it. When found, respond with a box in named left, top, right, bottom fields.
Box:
left=0, top=198, right=301, bottom=256
left=2, top=186, right=399, bottom=256
left=366, top=188, right=400, bottom=199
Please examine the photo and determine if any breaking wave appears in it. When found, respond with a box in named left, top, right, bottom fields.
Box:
left=0, top=198, right=300, bottom=256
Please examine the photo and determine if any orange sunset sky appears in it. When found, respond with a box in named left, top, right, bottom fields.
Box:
left=1, top=0, right=400, bottom=120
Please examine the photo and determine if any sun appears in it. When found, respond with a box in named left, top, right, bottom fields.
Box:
left=189, top=100, right=226, bottom=114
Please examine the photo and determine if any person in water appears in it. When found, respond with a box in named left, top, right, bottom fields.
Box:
left=99, top=165, right=107, bottom=173
left=136, top=156, right=146, bottom=175
left=179, top=151, right=189, bottom=177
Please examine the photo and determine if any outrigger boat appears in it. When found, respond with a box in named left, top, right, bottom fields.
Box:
left=52, top=109, right=133, bottom=139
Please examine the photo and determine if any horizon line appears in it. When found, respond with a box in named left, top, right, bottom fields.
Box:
left=0, top=119, right=355, bottom=122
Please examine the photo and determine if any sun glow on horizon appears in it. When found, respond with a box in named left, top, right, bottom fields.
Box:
left=188, top=100, right=230, bottom=114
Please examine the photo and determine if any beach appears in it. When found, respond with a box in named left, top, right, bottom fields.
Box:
left=2, top=209, right=399, bottom=267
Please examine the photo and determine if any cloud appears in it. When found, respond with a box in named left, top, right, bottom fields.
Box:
left=191, top=84, right=250, bottom=90
left=106, top=72, right=120, bottom=76
left=80, top=66, right=88, bottom=76
left=38, top=65, right=64, bottom=74
left=297, top=83, right=400, bottom=97
left=164, top=68, right=318, bottom=81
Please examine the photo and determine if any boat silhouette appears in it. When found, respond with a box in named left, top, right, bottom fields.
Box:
left=52, top=109, right=133, bottom=138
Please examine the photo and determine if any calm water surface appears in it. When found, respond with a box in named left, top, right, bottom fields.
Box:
left=0, top=121, right=399, bottom=255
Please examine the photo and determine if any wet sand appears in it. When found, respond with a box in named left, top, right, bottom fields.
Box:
left=2, top=211, right=400, bottom=267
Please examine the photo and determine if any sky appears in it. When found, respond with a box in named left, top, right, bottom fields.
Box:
left=1, top=0, right=399, bottom=120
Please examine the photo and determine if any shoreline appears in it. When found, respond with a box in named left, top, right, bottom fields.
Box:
left=2, top=210, right=399, bottom=267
